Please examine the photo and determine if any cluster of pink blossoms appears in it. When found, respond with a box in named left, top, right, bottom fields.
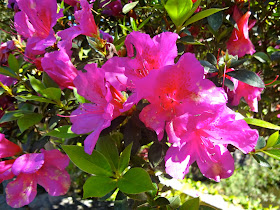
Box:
left=8, top=0, right=260, bottom=184
left=0, top=134, right=70, bottom=208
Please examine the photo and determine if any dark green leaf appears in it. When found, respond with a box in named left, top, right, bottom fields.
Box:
left=28, top=75, right=45, bottom=94
left=180, top=197, right=200, bottom=210
left=224, top=78, right=235, bottom=91
left=62, top=145, right=113, bottom=176
left=154, top=197, right=170, bottom=206
left=42, top=72, right=59, bottom=88
left=148, top=142, right=167, bottom=168
left=83, top=176, right=117, bottom=198
left=183, top=8, right=227, bottom=27
left=252, top=154, right=272, bottom=168
left=41, top=87, right=61, bottom=102
left=207, top=11, right=223, bottom=32
left=263, top=149, right=280, bottom=161
left=253, top=52, right=271, bottom=63
left=226, top=69, right=265, bottom=88
left=0, top=110, right=25, bottom=123
left=244, top=118, right=280, bottom=130
left=122, top=1, right=138, bottom=14
left=271, top=51, right=280, bottom=61
left=119, top=143, right=132, bottom=174
left=228, top=58, right=247, bottom=68
left=206, top=53, right=217, bottom=65
left=96, top=136, right=119, bottom=171
left=16, top=95, right=55, bottom=104
left=8, top=54, right=19, bottom=73
left=266, top=131, right=279, bottom=148
left=17, top=113, right=43, bottom=132
left=255, top=137, right=266, bottom=150
left=117, top=168, right=154, bottom=194
left=165, top=0, right=193, bottom=27
left=45, top=125, right=79, bottom=139
left=168, top=196, right=181, bottom=209
left=0, top=66, right=17, bottom=78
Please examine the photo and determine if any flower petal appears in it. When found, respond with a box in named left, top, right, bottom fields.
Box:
left=12, top=153, right=44, bottom=175
left=0, top=133, right=22, bottom=159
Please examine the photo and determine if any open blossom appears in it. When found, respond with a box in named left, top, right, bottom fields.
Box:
left=70, top=63, right=126, bottom=154
left=134, top=53, right=227, bottom=141
left=41, top=48, right=78, bottom=89
left=165, top=106, right=259, bottom=181
left=226, top=7, right=255, bottom=57
left=14, top=0, right=62, bottom=57
left=102, top=31, right=178, bottom=91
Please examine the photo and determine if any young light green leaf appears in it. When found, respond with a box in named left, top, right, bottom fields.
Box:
left=183, top=8, right=227, bottom=27
left=45, top=125, right=79, bottom=139
left=244, top=118, right=280, bottom=130
left=8, top=54, right=19, bottom=73
left=130, top=17, right=138, bottom=31
left=41, top=87, right=61, bottom=102
left=73, top=87, right=86, bottom=103
left=83, top=176, right=117, bottom=198
left=17, top=113, right=43, bottom=133
left=182, top=0, right=201, bottom=23
left=180, top=197, right=200, bottom=210
left=117, top=168, right=154, bottom=194
left=118, top=143, right=132, bottom=173
left=96, top=136, right=119, bottom=172
left=266, top=131, right=279, bottom=148
left=122, top=1, right=138, bottom=14
left=164, top=0, right=193, bottom=27
left=263, top=149, right=280, bottom=161
left=62, top=145, right=113, bottom=176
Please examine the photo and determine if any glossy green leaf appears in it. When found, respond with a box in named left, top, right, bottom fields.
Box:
left=41, top=87, right=61, bottom=102
left=122, top=1, right=138, bottom=14
left=17, top=113, right=43, bottom=132
left=0, top=66, right=17, bottom=78
left=252, top=154, right=272, bottom=168
left=183, top=8, right=227, bottom=27
left=73, top=87, right=86, bottom=103
left=83, top=176, right=117, bottom=198
left=42, top=72, right=59, bottom=88
left=117, top=168, right=154, bottom=194
left=118, top=143, right=132, bottom=173
left=263, top=149, right=280, bottom=161
left=8, top=54, right=19, bottom=73
left=183, top=0, right=201, bottom=22
left=226, top=69, right=265, bottom=88
left=62, top=145, right=113, bottom=176
left=0, top=110, right=25, bottom=123
left=96, top=136, right=119, bottom=171
left=180, top=197, right=200, bottom=210
left=206, top=53, right=217, bottom=65
left=253, top=52, right=271, bottom=63
left=168, top=196, right=181, bottom=209
left=255, top=137, right=266, bottom=150
left=244, top=118, right=280, bottom=130
left=28, top=74, right=45, bottom=94
left=16, top=95, right=55, bottom=104
left=228, top=58, right=248, bottom=68
left=165, top=0, right=193, bottom=27
left=154, top=197, right=170, bottom=206
left=207, top=11, right=223, bottom=32
left=45, top=125, right=79, bottom=139
left=266, top=131, right=279, bottom=148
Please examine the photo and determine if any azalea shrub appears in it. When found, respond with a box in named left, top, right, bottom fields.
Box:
left=0, top=0, right=280, bottom=209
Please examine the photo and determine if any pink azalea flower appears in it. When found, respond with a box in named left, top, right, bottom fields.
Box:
left=70, top=63, right=126, bottom=154
left=6, top=149, right=70, bottom=208
left=102, top=31, right=178, bottom=91
left=0, top=40, right=16, bottom=65
left=165, top=106, right=258, bottom=181
left=64, top=0, right=79, bottom=7
left=0, top=133, right=22, bottom=159
left=41, top=48, right=78, bottom=89
left=14, top=0, right=63, bottom=57
left=226, top=9, right=255, bottom=57
left=134, top=53, right=227, bottom=140
left=99, top=0, right=123, bottom=17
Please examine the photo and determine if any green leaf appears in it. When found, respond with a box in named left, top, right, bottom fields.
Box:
left=154, top=197, right=170, bottom=206
left=73, top=87, right=86, bottom=103
left=0, top=66, right=18, bottom=78
left=45, top=125, right=79, bottom=139
left=0, top=110, right=25, bottom=123
left=168, top=196, right=181, bottom=209
left=96, top=136, right=119, bottom=172
left=255, top=137, right=266, bottom=150
left=117, top=168, right=154, bottom=194
left=8, top=54, right=19, bottom=73
left=228, top=58, right=247, bottom=68
left=180, top=197, right=200, bottom=210
left=16, top=95, right=55, bottom=104
left=41, top=87, right=61, bottom=102
left=62, top=145, right=113, bottom=176
left=17, top=113, right=43, bottom=132
left=252, top=154, right=272, bottom=168
left=122, top=1, right=138, bottom=14
left=138, top=15, right=152, bottom=30
left=266, top=131, right=279, bottom=148
left=244, top=118, right=280, bottom=130
left=206, top=53, right=217, bottom=65
left=226, top=69, right=265, bottom=88
left=253, top=52, right=271, bottom=63
left=28, top=74, right=45, bottom=94
left=118, top=143, right=132, bottom=173
left=263, top=149, right=280, bottom=161
left=130, top=17, right=138, bottom=31
left=183, top=8, right=228, bottom=27
left=42, top=72, right=59, bottom=88
left=83, top=176, right=117, bottom=198
left=207, top=11, right=223, bottom=32
left=182, top=0, right=201, bottom=22
left=165, top=0, right=193, bottom=27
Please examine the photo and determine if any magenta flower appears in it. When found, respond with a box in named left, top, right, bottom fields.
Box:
left=70, top=63, right=126, bottom=154
left=165, top=106, right=258, bottom=181
left=5, top=149, right=70, bottom=208
left=99, top=0, right=123, bottom=17
left=14, top=0, right=62, bottom=57
left=41, top=48, right=78, bottom=89
left=103, top=31, right=178, bottom=91
left=0, top=40, right=16, bottom=65
left=226, top=9, right=255, bottom=57
left=134, top=53, right=227, bottom=140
